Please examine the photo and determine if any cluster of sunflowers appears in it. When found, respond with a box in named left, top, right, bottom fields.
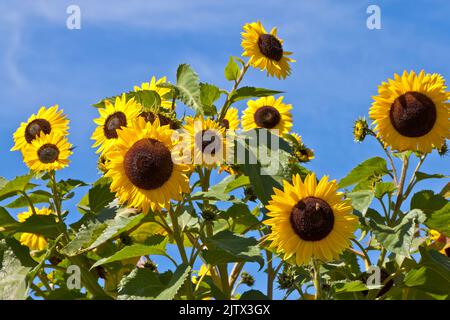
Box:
left=1, top=21, right=449, bottom=301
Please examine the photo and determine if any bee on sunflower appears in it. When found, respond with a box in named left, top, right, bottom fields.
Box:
left=91, top=93, right=142, bottom=155
left=22, top=131, right=72, bottom=172
left=105, top=117, right=190, bottom=213
left=242, top=96, right=292, bottom=134
left=369, top=70, right=450, bottom=153
left=17, top=207, right=53, bottom=251
left=11, top=105, right=69, bottom=153
left=182, top=116, right=228, bottom=168
left=241, top=21, right=295, bottom=79
left=134, top=75, right=174, bottom=110
left=265, top=173, right=358, bottom=265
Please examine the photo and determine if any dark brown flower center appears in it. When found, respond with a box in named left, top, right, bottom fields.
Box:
left=195, top=130, right=221, bottom=155
left=290, top=197, right=334, bottom=241
left=445, top=247, right=450, bottom=257
left=220, top=119, right=230, bottom=130
left=25, top=119, right=51, bottom=143
left=254, top=106, right=281, bottom=129
left=124, top=138, right=173, bottom=190
left=258, top=34, right=283, bottom=61
left=389, top=91, right=437, bottom=137
left=37, top=144, right=59, bottom=164
left=104, top=112, right=127, bottom=139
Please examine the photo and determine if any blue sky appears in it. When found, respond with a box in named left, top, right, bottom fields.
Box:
left=0, top=0, right=449, bottom=298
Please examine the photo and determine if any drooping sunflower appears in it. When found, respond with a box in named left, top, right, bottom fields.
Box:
left=265, top=173, right=358, bottom=265
left=23, top=131, right=72, bottom=172
left=369, top=70, right=450, bottom=153
left=134, top=76, right=173, bottom=109
left=182, top=116, right=228, bottom=168
left=285, top=133, right=315, bottom=163
left=12, top=105, right=69, bottom=152
left=18, top=207, right=53, bottom=251
left=219, top=107, right=240, bottom=131
left=92, top=94, right=141, bottom=155
left=242, top=96, right=292, bottom=134
left=105, top=117, right=190, bottom=213
left=241, top=21, right=295, bottom=79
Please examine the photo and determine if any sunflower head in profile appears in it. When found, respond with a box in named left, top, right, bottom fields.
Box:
left=134, top=76, right=174, bottom=110
left=241, top=21, right=295, bottom=79
left=265, top=173, right=358, bottom=265
left=242, top=96, right=292, bottom=134
left=105, top=117, right=190, bottom=213
left=182, top=116, right=227, bottom=168
left=219, top=107, right=240, bottom=131
left=18, top=207, right=53, bottom=251
left=369, top=70, right=450, bottom=153
left=12, top=105, right=69, bottom=152
left=23, top=131, right=72, bottom=172
left=92, top=94, right=141, bottom=155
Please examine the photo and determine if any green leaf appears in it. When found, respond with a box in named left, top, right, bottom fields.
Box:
left=333, top=280, right=368, bottom=293
left=91, top=235, right=167, bottom=268
left=78, top=177, right=115, bottom=214
left=191, top=174, right=249, bottom=202
left=118, top=264, right=191, bottom=300
left=404, top=266, right=450, bottom=296
left=6, top=191, right=50, bottom=208
left=14, top=214, right=60, bottom=239
left=61, top=220, right=107, bottom=256
left=224, top=57, right=240, bottom=81
left=347, top=190, right=374, bottom=215
left=221, top=203, right=260, bottom=234
left=0, top=207, right=19, bottom=232
left=339, top=157, right=388, bottom=188
left=199, top=83, right=220, bottom=116
left=374, top=182, right=396, bottom=199
left=0, top=174, right=34, bottom=202
left=415, top=172, right=447, bottom=183
left=370, top=209, right=426, bottom=256
left=419, top=247, right=450, bottom=283
left=229, top=87, right=283, bottom=104
left=410, top=190, right=449, bottom=234
left=240, top=290, right=269, bottom=300
left=425, top=203, right=450, bottom=235
left=202, top=230, right=264, bottom=268
left=0, top=238, right=37, bottom=299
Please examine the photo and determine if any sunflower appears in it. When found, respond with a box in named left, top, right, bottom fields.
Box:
left=265, top=173, right=358, bottom=265
left=18, top=207, right=53, bottom=251
left=182, top=116, right=227, bottom=168
left=219, top=107, right=240, bottom=131
left=242, top=96, right=292, bottom=134
left=91, top=94, right=141, bottom=155
left=285, top=133, right=315, bottom=163
left=105, top=117, right=190, bottom=213
left=134, top=76, right=173, bottom=109
left=241, top=21, right=295, bottom=79
left=429, top=229, right=450, bottom=257
left=22, top=131, right=72, bottom=172
left=369, top=70, right=450, bottom=153
left=12, top=105, right=69, bottom=152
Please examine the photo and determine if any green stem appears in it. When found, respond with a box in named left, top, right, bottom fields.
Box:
left=266, top=250, right=274, bottom=299
left=312, top=258, right=322, bottom=300
left=370, top=130, right=398, bottom=185
left=351, top=238, right=372, bottom=268
left=21, top=191, right=37, bottom=215
left=391, top=155, right=410, bottom=224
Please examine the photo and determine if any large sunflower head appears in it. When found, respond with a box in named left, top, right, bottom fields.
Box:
left=91, top=94, right=142, bottom=155
left=369, top=70, right=450, bottom=153
left=18, top=207, right=53, bottom=251
left=12, top=105, right=69, bottom=152
left=219, top=107, right=240, bottom=131
left=241, top=21, right=295, bottom=79
left=182, top=116, right=227, bottom=168
left=242, top=96, right=292, bottom=134
left=23, top=131, right=72, bottom=172
left=265, top=173, right=358, bottom=265
left=105, top=117, right=190, bottom=213
left=134, top=76, right=174, bottom=110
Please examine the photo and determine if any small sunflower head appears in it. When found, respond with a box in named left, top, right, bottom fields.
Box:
left=285, top=133, right=315, bottom=163
left=353, top=117, right=369, bottom=142
left=277, top=267, right=296, bottom=290
left=240, top=272, right=255, bottom=287
left=97, top=154, right=110, bottom=174
left=201, top=205, right=219, bottom=222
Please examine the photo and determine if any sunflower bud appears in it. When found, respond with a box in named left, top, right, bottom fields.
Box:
left=293, top=145, right=315, bottom=163
left=201, top=205, right=219, bottom=221
left=277, top=267, right=296, bottom=290
left=353, top=117, right=369, bottom=142
left=97, top=154, right=109, bottom=174
left=240, top=272, right=255, bottom=287
left=438, top=141, right=448, bottom=157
